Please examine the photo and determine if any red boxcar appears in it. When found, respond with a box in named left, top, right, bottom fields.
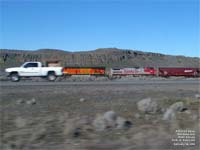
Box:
left=158, top=68, right=200, bottom=77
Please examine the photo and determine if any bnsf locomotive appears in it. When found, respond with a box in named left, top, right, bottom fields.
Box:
left=110, top=67, right=157, bottom=76
left=62, top=67, right=106, bottom=76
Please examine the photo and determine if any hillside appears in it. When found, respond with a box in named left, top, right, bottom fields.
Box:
left=0, top=48, right=199, bottom=69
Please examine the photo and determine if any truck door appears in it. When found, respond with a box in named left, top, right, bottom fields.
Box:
left=21, top=63, right=41, bottom=76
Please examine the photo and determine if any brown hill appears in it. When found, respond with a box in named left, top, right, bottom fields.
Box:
left=0, top=48, right=199, bottom=69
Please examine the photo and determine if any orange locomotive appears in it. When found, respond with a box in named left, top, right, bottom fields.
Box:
left=62, top=67, right=106, bottom=76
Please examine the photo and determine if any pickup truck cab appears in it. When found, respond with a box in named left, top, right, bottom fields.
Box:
left=5, top=62, right=63, bottom=82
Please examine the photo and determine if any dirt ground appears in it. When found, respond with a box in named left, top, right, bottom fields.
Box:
left=0, top=78, right=199, bottom=150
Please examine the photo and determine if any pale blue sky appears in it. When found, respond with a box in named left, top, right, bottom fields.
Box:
left=0, top=0, right=199, bottom=57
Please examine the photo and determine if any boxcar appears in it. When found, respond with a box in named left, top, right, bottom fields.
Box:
left=158, top=68, right=200, bottom=77
left=62, top=67, right=106, bottom=76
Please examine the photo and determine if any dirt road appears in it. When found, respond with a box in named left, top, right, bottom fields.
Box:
left=1, top=79, right=199, bottom=150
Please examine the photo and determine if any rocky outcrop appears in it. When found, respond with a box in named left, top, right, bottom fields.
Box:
left=0, top=48, right=199, bottom=70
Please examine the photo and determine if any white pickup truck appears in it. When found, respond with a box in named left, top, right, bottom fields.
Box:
left=5, top=62, right=63, bottom=82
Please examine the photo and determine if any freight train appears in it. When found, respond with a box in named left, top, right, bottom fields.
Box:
left=62, top=66, right=199, bottom=78
left=5, top=62, right=200, bottom=82
left=63, top=67, right=199, bottom=77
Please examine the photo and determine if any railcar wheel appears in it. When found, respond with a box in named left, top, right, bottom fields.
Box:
left=193, top=71, right=198, bottom=77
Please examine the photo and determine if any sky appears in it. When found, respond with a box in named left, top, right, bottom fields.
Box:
left=0, top=0, right=199, bottom=57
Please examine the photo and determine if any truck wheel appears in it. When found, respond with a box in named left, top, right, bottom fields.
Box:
left=47, top=72, right=57, bottom=81
left=10, top=73, right=20, bottom=82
